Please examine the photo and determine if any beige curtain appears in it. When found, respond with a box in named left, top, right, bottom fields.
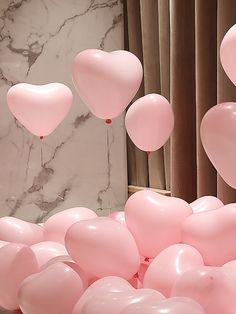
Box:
left=125, top=0, right=236, bottom=204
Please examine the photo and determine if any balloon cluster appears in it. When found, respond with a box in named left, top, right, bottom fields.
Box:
left=1, top=25, right=236, bottom=314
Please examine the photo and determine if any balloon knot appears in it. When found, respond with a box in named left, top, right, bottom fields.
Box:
left=14, top=310, right=22, bottom=314
left=105, top=119, right=112, bottom=124
left=39, top=136, right=44, bottom=140
left=144, top=257, right=150, bottom=262
left=147, top=151, right=151, bottom=156
left=134, top=272, right=139, bottom=278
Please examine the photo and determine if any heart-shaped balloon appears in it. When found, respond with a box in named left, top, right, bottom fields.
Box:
left=30, top=241, right=68, bottom=269
left=0, top=243, right=38, bottom=311
left=220, top=24, right=236, bottom=85
left=182, top=204, right=236, bottom=265
left=0, top=217, right=43, bottom=245
left=200, top=102, right=236, bottom=188
left=125, top=94, right=174, bottom=152
left=72, top=49, right=143, bottom=120
left=7, top=83, right=73, bottom=137
left=171, top=266, right=236, bottom=314
left=72, top=276, right=134, bottom=313
left=125, top=190, right=192, bottom=258
left=44, top=207, right=97, bottom=244
left=65, top=218, right=140, bottom=279
left=143, top=244, right=204, bottom=297
left=120, top=297, right=205, bottom=314
left=75, top=289, right=165, bottom=314
left=19, top=262, right=84, bottom=314
left=190, top=196, right=224, bottom=213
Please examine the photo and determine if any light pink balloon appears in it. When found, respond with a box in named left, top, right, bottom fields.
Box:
left=44, top=207, right=97, bottom=244
left=0, top=243, right=38, bottom=311
left=220, top=24, right=236, bottom=85
left=7, top=83, right=73, bottom=137
left=125, top=190, right=192, bottom=258
left=143, top=244, right=204, bottom=297
left=190, top=196, right=224, bottom=213
left=200, top=102, right=236, bottom=188
left=77, top=289, right=165, bottom=314
left=72, top=276, right=134, bottom=313
left=30, top=241, right=68, bottom=269
left=171, top=266, right=236, bottom=314
left=182, top=203, right=236, bottom=265
left=109, top=211, right=126, bottom=225
left=0, top=217, right=43, bottom=245
left=19, top=262, right=84, bottom=314
left=65, top=217, right=140, bottom=279
left=72, top=49, right=143, bottom=120
left=121, top=297, right=205, bottom=314
left=125, top=94, right=174, bottom=152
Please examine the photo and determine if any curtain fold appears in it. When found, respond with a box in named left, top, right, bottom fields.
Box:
left=125, top=0, right=236, bottom=203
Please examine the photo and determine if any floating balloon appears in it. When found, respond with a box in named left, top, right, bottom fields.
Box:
left=0, top=243, right=38, bottom=311
left=7, top=83, right=73, bottom=137
left=72, top=49, right=143, bottom=121
left=220, top=24, right=236, bottom=85
left=125, top=190, right=192, bottom=258
left=125, top=94, right=174, bottom=152
left=44, top=207, right=97, bottom=244
left=190, top=196, right=223, bottom=213
left=19, top=262, right=84, bottom=314
left=171, top=267, right=236, bottom=314
left=121, top=297, right=205, bottom=314
left=143, top=244, right=204, bottom=297
left=65, top=218, right=140, bottom=279
left=182, top=204, right=236, bottom=265
left=200, top=102, right=236, bottom=188
left=0, top=217, right=43, bottom=245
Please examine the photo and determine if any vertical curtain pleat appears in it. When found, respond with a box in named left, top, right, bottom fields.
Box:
left=125, top=0, right=149, bottom=187
left=195, top=0, right=217, bottom=197
left=158, top=0, right=171, bottom=190
left=170, top=0, right=197, bottom=202
left=217, top=0, right=236, bottom=203
left=139, top=0, right=166, bottom=189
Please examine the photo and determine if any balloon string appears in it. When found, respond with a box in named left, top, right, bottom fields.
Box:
left=40, top=137, right=44, bottom=193
left=106, top=125, right=111, bottom=215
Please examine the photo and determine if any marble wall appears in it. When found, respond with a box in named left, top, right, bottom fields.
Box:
left=0, top=0, right=127, bottom=223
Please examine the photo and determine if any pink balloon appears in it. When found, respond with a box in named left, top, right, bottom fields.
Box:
left=0, top=240, right=9, bottom=248
left=220, top=24, right=236, bottom=85
left=72, top=276, right=134, bottom=313
left=72, top=49, right=143, bottom=120
left=182, top=204, right=236, bottom=265
left=121, top=297, right=205, bottom=314
left=77, top=289, right=164, bottom=314
left=0, top=243, right=38, bottom=311
left=19, top=262, right=84, bottom=314
left=0, top=217, right=43, bottom=245
left=7, top=83, right=73, bottom=137
left=109, top=211, right=126, bottom=225
left=171, top=266, right=236, bottom=314
left=200, top=102, right=236, bottom=188
left=190, top=196, right=224, bottom=213
left=125, top=190, right=192, bottom=258
left=125, top=94, right=174, bottom=152
left=30, top=241, right=68, bottom=269
left=143, top=244, right=204, bottom=297
left=44, top=207, right=97, bottom=244
left=65, top=218, right=140, bottom=279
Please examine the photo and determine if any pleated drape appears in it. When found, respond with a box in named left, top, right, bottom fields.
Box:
left=125, top=0, right=236, bottom=203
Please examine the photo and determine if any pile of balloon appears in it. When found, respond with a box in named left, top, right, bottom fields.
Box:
left=1, top=25, right=236, bottom=314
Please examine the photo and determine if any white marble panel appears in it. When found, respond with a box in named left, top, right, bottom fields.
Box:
left=0, top=0, right=127, bottom=226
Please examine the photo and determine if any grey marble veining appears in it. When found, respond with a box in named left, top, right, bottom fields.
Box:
left=0, top=0, right=127, bottom=226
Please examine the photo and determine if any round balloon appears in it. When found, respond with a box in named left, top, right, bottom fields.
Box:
left=220, top=24, right=236, bottom=85
left=72, top=49, right=143, bottom=120
left=7, top=83, right=73, bottom=137
left=200, top=102, right=236, bottom=188
left=125, top=93, right=174, bottom=152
